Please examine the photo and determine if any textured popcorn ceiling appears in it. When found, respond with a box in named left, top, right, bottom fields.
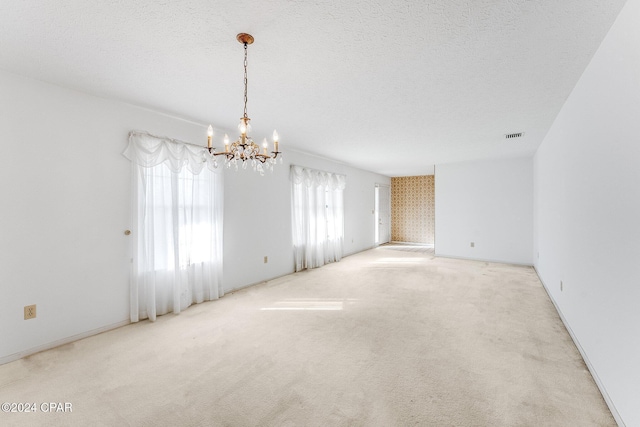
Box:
left=0, top=0, right=627, bottom=176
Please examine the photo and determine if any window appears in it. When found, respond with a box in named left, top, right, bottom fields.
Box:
left=291, top=165, right=345, bottom=271
left=124, top=132, right=223, bottom=322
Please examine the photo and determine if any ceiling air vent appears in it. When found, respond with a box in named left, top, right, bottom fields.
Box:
left=505, top=132, right=524, bottom=139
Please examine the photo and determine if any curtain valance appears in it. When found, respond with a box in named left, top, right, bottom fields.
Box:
left=123, top=131, right=216, bottom=174
left=290, top=165, right=346, bottom=191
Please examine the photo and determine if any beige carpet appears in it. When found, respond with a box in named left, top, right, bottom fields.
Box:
left=0, top=246, right=614, bottom=426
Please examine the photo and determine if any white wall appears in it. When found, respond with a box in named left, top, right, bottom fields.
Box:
left=0, top=70, right=389, bottom=362
left=533, top=0, right=640, bottom=424
left=0, top=71, right=200, bottom=362
left=435, top=157, right=533, bottom=265
left=222, top=150, right=388, bottom=291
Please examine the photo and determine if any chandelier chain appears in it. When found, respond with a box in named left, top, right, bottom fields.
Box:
left=243, top=42, right=248, bottom=119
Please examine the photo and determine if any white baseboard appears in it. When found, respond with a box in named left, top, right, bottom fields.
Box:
left=389, top=241, right=434, bottom=247
left=0, top=319, right=130, bottom=366
left=225, top=246, right=379, bottom=294
left=435, top=253, right=533, bottom=267
left=533, top=267, right=624, bottom=427
left=344, top=245, right=376, bottom=257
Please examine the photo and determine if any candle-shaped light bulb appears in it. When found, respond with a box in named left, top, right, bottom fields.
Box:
left=207, top=125, right=213, bottom=148
left=223, top=134, right=230, bottom=152
left=239, top=119, right=247, bottom=135
left=262, top=138, right=268, bottom=155
left=273, top=129, right=279, bottom=152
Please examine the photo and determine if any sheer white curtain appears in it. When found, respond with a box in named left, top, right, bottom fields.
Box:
left=291, top=165, right=346, bottom=272
left=123, top=131, right=223, bottom=322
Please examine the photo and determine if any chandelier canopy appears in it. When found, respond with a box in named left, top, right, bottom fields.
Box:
left=206, top=33, right=281, bottom=175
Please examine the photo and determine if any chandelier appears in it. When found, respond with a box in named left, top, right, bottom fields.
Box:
left=206, top=33, right=282, bottom=175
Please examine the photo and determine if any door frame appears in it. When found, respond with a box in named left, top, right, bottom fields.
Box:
left=374, top=183, right=391, bottom=246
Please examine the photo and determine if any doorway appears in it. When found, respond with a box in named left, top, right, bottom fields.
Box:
left=375, top=184, right=391, bottom=245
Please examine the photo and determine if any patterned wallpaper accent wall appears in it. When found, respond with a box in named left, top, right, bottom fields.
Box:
left=391, top=175, right=435, bottom=244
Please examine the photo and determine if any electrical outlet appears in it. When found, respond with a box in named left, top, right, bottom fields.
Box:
left=24, top=304, right=36, bottom=320
left=264, top=256, right=268, bottom=264
left=470, top=242, right=475, bottom=248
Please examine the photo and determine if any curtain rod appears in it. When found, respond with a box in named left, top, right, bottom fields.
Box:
left=291, top=164, right=346, bottom=179
left=129, top=130, right=207, bottom=150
